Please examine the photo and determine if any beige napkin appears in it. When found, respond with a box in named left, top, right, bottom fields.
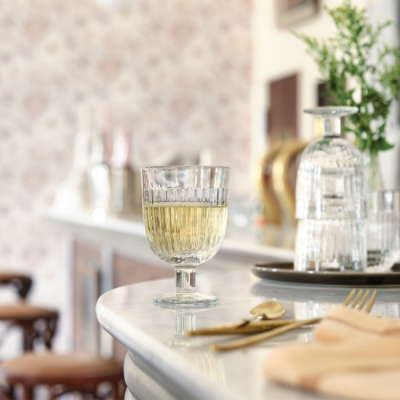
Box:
left=263, top=306, right=400, bottom=400
left=314, top=306, right=400, bottom=343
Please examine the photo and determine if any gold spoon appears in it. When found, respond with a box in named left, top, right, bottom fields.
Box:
left=236, top=301, right=285, bottom=328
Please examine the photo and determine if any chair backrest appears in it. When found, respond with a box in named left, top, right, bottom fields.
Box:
left=0, top=272, right=32, bottom=300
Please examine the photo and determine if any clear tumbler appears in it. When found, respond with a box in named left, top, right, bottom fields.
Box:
left=367, top=190, right=400, bottom=272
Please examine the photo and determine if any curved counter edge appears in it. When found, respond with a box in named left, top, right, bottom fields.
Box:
left=96, top=293, right=241, bottom=400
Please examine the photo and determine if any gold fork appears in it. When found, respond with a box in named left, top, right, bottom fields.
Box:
left=209, top=289, right=377, bottom=352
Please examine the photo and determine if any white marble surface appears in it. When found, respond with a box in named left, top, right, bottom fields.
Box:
left=96, top=269, right=400, bottom=400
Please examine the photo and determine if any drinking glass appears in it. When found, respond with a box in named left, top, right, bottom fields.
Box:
left=367, top=190, right=400, bottom=272
left=141, top=166, right=229, bottom=308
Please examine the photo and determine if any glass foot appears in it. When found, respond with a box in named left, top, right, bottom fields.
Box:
left=153, top=292, right=218, bottom=309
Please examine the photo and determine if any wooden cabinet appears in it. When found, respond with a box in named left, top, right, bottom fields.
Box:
left=73, top=241, right=173, bottom=361
left=113, top=253, right=173, bottom=288
left=73, top=241, right=102, bottom=354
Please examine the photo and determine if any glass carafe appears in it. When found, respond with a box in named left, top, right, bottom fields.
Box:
left=295, top=107, right=367, bottom=272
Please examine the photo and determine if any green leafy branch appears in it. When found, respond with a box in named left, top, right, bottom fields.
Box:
left=294, top=0, right=400, bottom=158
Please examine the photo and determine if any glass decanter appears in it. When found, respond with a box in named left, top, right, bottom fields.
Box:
left=295, top=107, right=367, bottom=272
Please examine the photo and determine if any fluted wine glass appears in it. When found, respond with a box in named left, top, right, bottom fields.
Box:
left=141, top=166, right=229, bottom=308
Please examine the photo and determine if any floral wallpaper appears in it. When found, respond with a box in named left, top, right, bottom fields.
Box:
left=0, top=0, right=251, bottom=352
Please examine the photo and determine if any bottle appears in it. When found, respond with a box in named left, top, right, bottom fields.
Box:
left=73, top=106, right=91, bottom=211
left=110, top=127, right=135, bottom=216
left=295, top=107, right=367, bottom=272
left=87, top=105, right=111, bottom=216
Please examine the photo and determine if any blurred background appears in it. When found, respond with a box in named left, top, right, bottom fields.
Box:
left=0, top=0, right=398, bottom=386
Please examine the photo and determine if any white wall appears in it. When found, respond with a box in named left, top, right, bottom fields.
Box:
left=251, top=0, right=400, bottom=189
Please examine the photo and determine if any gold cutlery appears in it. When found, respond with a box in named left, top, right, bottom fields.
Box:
left=235, top=301, right=286, bottom=328
left=186, top=300, right=286, bottom=336
left=186, top=319, right=296, bottom=336
left=209, top=289, right=377, bottom=352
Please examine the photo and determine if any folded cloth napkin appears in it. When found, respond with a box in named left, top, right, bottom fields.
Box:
left=314, top=306, right=400, bottom=343
left=263, top=306, right=400, bottom=400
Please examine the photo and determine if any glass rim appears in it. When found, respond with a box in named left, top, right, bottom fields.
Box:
left=304, top=106, right=358, bottom=116
left=369, top=190, right=399, bottom=203
left=141, top=165, right=230, bottom=171
left=369, top=189, right=399, bottom=196
left=369, top=190, right=399, bottom=212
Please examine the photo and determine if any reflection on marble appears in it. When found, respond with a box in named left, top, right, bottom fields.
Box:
left=164, top=310, right=227, bottom=386
left=165, top=335, right=227, bottom=386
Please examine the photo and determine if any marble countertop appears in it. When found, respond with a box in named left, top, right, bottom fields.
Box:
left=96, top=269, right=400, bottom=400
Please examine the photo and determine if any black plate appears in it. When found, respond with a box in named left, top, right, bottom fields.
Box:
left=251, top=262, right=400, bottom=286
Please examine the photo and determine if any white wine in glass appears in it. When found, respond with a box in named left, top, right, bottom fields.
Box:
left=141, top=166, right=229, bottom=308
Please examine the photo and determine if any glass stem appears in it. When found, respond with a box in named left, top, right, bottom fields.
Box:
left=175, top=267, right=196, bottom=295
left=175, top=313, right=196, bottom=334
left=323, top=116, right=341, bottom=136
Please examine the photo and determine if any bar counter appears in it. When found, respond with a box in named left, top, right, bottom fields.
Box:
left=96, top=268, right=400, bottom=400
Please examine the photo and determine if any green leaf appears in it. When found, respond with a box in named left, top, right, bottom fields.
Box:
left=375, top=137, right=394, bottom=151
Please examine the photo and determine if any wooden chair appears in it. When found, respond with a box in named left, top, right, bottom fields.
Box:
left=0, top=305, right=58, bottom=351
left=0, top=272, right=57, bottom=351
left=0, top=274, right=32, bottom=300
left=1, top=352, right=124, bottom=399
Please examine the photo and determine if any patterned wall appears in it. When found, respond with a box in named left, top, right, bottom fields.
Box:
left=0, top=0, right=252, bottom=350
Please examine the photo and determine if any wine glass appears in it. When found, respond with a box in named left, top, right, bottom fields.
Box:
left=141, top=166, right=229, bottom=308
